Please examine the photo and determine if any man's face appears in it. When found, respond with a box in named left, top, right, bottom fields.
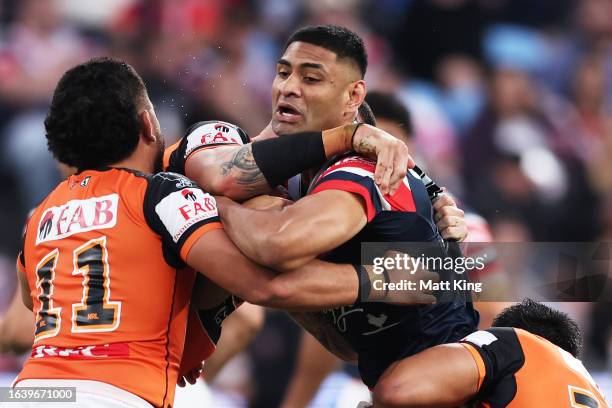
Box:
left=271, top=42, right=361, bottom=135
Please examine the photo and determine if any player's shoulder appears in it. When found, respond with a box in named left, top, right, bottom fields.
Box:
left=145, top=171, right=216, bottom=212
left=166, top=120, right=250, bottom=173
left=149, top=171, right=198, bottom=188
left=461, top=327, right=521, bottom=348
left=312, top=153, right=376, bottom=187
left=183, top=120, right=249, bottom=151
left=144, top=171, right=211, bottom=204
left=321, top=153, right=376, bottom=175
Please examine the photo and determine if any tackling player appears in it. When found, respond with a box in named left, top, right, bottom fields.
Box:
left=281, top=91, right=437, bottom=408
left=373, top=299, right=608, bottom=408
left=217, top=25, right=479, bottom=390
left=10, top=58, right=420, bottom=408
left=165, top=31, right=469, bottom=385
left=163, top=29, right=467, bottom=381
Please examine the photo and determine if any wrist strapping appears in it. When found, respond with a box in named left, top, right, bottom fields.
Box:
left=321, top=124, right=357, bottom=157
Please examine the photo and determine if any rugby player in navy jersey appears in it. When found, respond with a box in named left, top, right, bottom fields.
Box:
left=165, top=25, right=470, bottom=384
left=216, top=25, right=479, bottom=391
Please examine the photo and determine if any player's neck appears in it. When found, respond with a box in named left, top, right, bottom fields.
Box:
left=301, top=166, right=319, bottom=190
left=110, top=141, right=157, bottom=174
left=301, top=119, right=355, bottom=188
left=110, top=154, right=154, bottom=174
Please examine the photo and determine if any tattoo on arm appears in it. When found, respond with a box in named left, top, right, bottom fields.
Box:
left=220, top=144, right=268, bottom=189
left=356, top=135, right=376, bottom=156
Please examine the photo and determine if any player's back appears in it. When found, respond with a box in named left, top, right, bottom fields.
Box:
left=461, top=328, right=608, bottom=407
left=511, top=329, right=606, bottom=407
left=17, top=168, right=198, bottom=407
left=308, top=154, right=479, bottom=387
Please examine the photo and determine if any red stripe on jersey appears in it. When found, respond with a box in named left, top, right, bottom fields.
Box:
left=385, top=182, right=416, bottom=212
left=315, top=157, right=376, bottom=185
left=311, top=179, right=376, bottom=222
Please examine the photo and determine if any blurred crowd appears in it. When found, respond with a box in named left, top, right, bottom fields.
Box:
left=0, top=0, right=611, bottom=406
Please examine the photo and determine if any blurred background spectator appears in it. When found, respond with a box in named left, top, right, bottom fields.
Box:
left=0, top=0, right=610, bottom=406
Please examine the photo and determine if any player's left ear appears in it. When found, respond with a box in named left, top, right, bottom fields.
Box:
left=139, top=109, right=157, bottom=145
left=346, top=80, right=366, bottom=114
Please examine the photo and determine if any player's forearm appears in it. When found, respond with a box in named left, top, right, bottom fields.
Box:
left=219, top=192, right=364, bottom=271
left=220, top=203, right=318, bottom=270
left=216, top=197, right=274, bottom=265
left=0, top=289, right=34, bottom=353
left=262, top=260, right=359, bottom=311
left=185, top=144, right=271, bottom=201
left=187, top=231, right=359, bottom=311
left=187, top=126, right=358, bottom=201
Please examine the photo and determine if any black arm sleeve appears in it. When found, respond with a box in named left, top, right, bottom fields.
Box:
left=251, top=131, right=326, bottom=187
left=461, top=328, right=525, bottom=399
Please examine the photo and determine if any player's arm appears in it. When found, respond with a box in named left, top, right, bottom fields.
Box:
left=147, top=172, right=372, bottom=310
left=374, top=328, right=523, bottom=408
left=1, top=252, right=34, bottom=353
left=182, top=123, right=412, bottom=200
left=185, top=228, right=362, bottom=310
left=219, top=189, right=367, bottom=271
left=148, top=172, right=415, bottom=311
left=17, top=255, right=32, bottom=311
left=0, top=278, right=34, bottom=354
left=372, top=343, right=480, bottom=408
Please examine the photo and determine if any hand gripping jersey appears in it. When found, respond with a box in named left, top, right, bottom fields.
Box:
left=460, top=328, right=608, bottom=407
left=16, top=168, right=222, bottom=408
left=308, top=154, right=479, bottom=387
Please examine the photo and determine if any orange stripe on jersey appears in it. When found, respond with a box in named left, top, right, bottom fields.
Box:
left=179, top=221, right=223, bottom=260
left=460, top=342, right=486, bottom=391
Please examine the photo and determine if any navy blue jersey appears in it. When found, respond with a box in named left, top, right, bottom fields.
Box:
left=308, top=154, right=479, bottom=387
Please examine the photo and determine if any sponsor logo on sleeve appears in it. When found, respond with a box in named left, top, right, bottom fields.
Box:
left=184, top=121, right=244, bottom=158
left=36, top=194, right=119, bottom=244
left=155, top=188, right=218, bottom=242
left=461, top=330, right=498, bottom=347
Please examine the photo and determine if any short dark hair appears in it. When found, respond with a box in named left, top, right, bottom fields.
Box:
left=492, top=299, right=583, bottom=357
left=358, top=101, right=377, bottom=126
left=365, top=91, right=413, bottom=136
left=284, top=25, right=367, bottom=78
left=45, top=57, right=147, bottom=171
